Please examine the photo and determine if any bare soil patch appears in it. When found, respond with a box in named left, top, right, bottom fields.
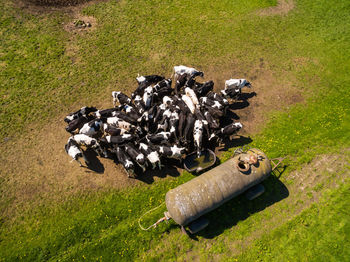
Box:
left=0, top=60, right=305, bottom=218
left=257, top=0, right=295, bottom=16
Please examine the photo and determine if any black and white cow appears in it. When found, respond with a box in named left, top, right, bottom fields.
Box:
left=181, top=94, right=195, bottom=114
left=133, top=95, right=146, bottom=115
left=103, top=124, right=129, bottom=136
left=65, top=115, right=92, bottom=134
left=139, top=142, right=162, bottom=170
left=193, top=120, right=204, bottom=157
left=207, top=92, right=229, bottom=107
left=204, top=111, right=219, bottom=130
left=214, top=122, right=243, bottom=142
left=79, top=119, right=103, bottom=136
left=65, top=137, right=87, bottom=166
left=106, top=117, right=135, bottom=131
left=143, top=86, right=154, bottom=109
left=73, top=134, right=106, bottom=157
left=64, top=106, right=97, bottom=123
left=221, top=79, right=251, bottom=99
left=112, top=91, right=132, bottom=107
left=185, top=87, right=200, bottom=108
left=114, top=146, right=135, bottom=177
left=173, top=65, right=204, bottom=80
left=136, top=74, right=165, bottom=85
left=146, top=132, right=171, bottom=144
left=204, top=105, right=224, bottom=119
left=194, top=80, right=214, bottom=97
left=183, top=113, right=196, bottom=145
left=94, top=108, right=119, bottom=118
left=124, top=143, right=147, bottom=171
left=157, top=144, right=186, bottom=159
left=199, top=97, right=224, bottom=110
left=104, top=134, right=136, bottom=145
left=174, top=73, right=188, bottom=95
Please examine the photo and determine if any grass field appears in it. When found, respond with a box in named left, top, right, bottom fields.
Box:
left=1, top=0, right=350, bottom=261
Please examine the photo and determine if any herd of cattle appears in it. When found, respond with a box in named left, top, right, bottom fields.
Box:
left=64, top=65, right=252, bottom=177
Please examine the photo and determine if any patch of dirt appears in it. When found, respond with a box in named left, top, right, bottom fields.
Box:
left=257, top=0, right=295, bottom=16
left=64, top=15, right=97, bottom=33
left=0, top=58, right=307, bottom=219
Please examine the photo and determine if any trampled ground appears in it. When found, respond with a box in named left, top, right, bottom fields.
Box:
left=1, top=0, right=349, bottom=261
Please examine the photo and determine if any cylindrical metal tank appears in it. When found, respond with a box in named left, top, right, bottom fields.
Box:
left=165, top=148, right=272, bottom=226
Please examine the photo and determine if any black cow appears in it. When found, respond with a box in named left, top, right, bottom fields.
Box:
left=65, top=115, right=92, bottom=134
left=114, top=146, right=135, bottom=177
left=194, top=80, right=214, bottom=97
left=112, top=91, right=132, bottom=107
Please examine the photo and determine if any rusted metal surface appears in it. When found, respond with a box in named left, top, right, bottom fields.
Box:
left=165, top=148, right=272, bottom=226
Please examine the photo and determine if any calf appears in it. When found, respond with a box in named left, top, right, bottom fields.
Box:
left=114, top=146, right=135, bottom=177
left=79, top=119, right=103, bottom=136
left=64, top=106, right=97, bottom=123
left=139, top=142, right=162, bottom=170
left=64, top=137, right=87, bottom=166
left=222, top=79, right=251, bottom=99
left=124, top=143, right=147, bottom=172
left=112, top=91, right=132, bottom=107
left=194, top=109, right=210, bottom=138
left=193, top=120, right=204, bottom=157
left=204, top=111, right=219, bottom=130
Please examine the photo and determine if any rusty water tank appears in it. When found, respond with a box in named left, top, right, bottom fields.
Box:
left=165, top=148, right=272, bottom=226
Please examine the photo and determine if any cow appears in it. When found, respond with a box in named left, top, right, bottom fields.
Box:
left=143, top=86, right=153, bottom=109
left=139, top=142, right=162, bottom=169
left=65, top=115, right=92, bottom=134
left=112, top=91, right=132, bottom=107
left=106, top=117, right=135, bottom=131
left=136, top=74, right=164, bottom=85
left=194, top=109, right=210, bottom=138
left=185, top=87, right=200, bottom=108
left=204, top=111, right=219, bottom=130
left=194, top=80, right=214, bottom=97
left=114, top=146, right=135, bottom=177
left=173, top=65, right=204, bottom=81
left=222, top=79, right=251, bottom=100
left=214, top=122, right=243, bottom=143
left=174, top=73, right=188, bottom=95
left=94, top=108, right=119, bottom=118
left=199, top=97, right=224, bottom=110
left=133, top=95, right=146, bottom=115
left=64, top=137, right=87, bottom=166
left=146, top=132, right=171, bottom=144
left=193, top=120, right=204, bottom=157
left=103, top=123, right=129, bottom=136
left=207, top=92, right=229, bottom=106
left=204, top=105, right=224, bottom=118
left=124, top=143, right=147, bottom=172
left=64, top=106, right=97, bottom=123
left=183, top=113, right=195, bottom=145
left=157, top=144, right=186, bottom=159
left=72, top=134, right=106, bottom=157
left=79, top=119, right=103, bottom=136
left=104, top=134, right=136, bottom=145
left=181, top=94, right=195, bottom=114
left=153, top=78, right=172, bottom=92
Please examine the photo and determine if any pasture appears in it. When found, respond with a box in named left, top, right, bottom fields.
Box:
left=1, top=0, right=350, bottom=261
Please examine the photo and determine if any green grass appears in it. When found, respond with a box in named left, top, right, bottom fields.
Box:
left=1, top=0, right=350, bottom=261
